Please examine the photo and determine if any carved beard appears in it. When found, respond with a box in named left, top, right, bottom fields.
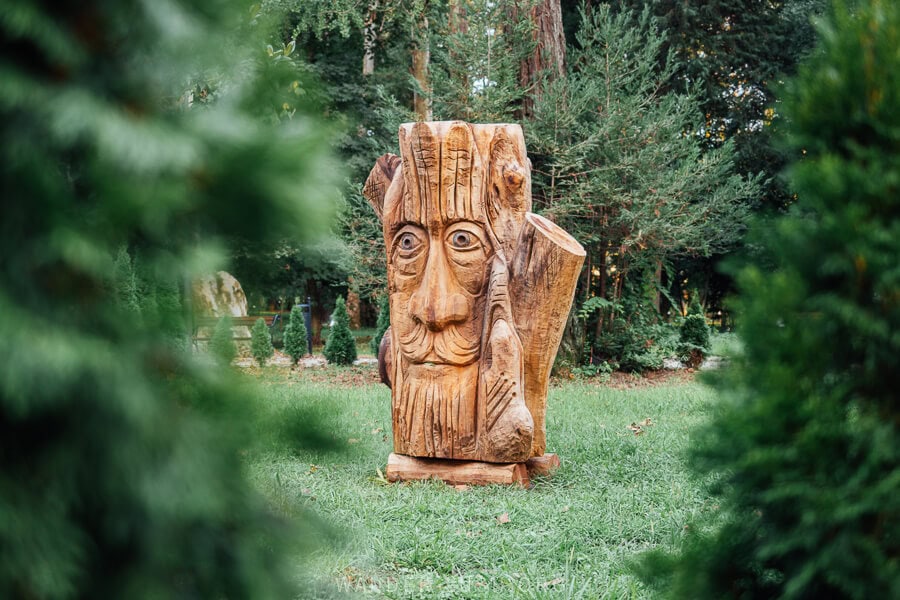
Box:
left=393, top=360, right=478, bottom=458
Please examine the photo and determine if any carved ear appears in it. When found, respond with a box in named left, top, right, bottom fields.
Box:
left=363, top=153, right=401, bottom=221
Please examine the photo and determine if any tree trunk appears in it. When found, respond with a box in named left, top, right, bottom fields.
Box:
left=447, top=0, right=469, bottom=115
left=509, top=213, right=586, bottom=456
left=411, top=14, right=432, bottom=120
left=516, top=0, right=566, bottom=118
left=449, top=0, right=467, bottom=35
left=362, top=1, right=377, bottom=76
left=653, top=259, right=663, bottom=314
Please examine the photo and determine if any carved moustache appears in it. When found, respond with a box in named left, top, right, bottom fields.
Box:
left=394, top=308, right=481, bottom=365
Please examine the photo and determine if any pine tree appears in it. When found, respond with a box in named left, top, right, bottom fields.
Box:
left=324, top=296, right=357, bottom=365
left=283, top=304, right=309, bottom=364
left=528, top=5, right=757, bottom=368
left=0, top=1, right=337, bottom=597
left=210, top=316, right=238, bottom=367
left=370, top=293, right=390, bottom=355
left=640, top=1, right=900, bottom=596
left=629, top=0, right=828, bottom=209
left=679, top=294, right=709, bottom=368
left=113, top=246, right=141, bottom=317
left=251, top=318, right=275, bottom=367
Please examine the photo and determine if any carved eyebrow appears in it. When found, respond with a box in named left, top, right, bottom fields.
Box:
left=387, top=221, right=426, bottom=238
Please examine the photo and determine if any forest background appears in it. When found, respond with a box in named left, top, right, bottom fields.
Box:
left=236, top=0, right=827, bottom=372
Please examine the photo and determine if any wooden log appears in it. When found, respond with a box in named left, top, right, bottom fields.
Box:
left=510, top=213, right=585, bottom=457
left=386, top=453, right=530, bottom=487
left=370, top=122, right=582, bottom=466
left=525, top=453, right=560, bottom=478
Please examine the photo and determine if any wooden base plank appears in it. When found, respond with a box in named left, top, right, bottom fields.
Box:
left=386, top=453, right=530, bottom=487
left=525, top=453, right=560, bottom=477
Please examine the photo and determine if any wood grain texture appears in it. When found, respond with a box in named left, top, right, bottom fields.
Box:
left=510, top=213, right=585, bottom=456
left=525, top=453, right=561, bottom=478
left=370, top=122, right=582, bottom=464
left=386, top=453, right=530, bottom=487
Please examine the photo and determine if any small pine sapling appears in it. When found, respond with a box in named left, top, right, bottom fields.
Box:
left=283, top=304, right=308, bottom=364
left=679, top=292, right=710, bottom=368
left=323, top=296, right=357, bottom=365
left=209, top=316, right=237, bottom=367
left=370, top=294, right=390, bottom=355
left=250, top=317, right=274, bottom=367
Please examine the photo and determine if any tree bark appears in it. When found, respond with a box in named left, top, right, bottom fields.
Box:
left=411, top=14, right=432, bottom=120
left=447, top=0, right=469, bottom=115
left=362, top=1, right=377, bottom=76
left=516, top=0, right=566, bottom=118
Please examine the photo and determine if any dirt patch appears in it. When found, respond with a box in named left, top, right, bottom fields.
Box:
left=239, top=355, right=698, bottom=390
left=604, top=369, right=698, bottom=389
left=551, top=368, right=698, bottom=389
left=298, top=363, right=382, bottom=387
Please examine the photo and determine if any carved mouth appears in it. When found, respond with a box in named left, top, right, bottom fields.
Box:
left=404, top=352, right=479, bottom=368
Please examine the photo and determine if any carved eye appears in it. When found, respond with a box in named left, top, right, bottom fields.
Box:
left=399, top=233, right=417, bottom=251
left=450, top=231, right=473, bottom=249
left=393, top=228, right=425, bottom=262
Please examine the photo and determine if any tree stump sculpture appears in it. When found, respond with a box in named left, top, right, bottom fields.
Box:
left=364, top=121, right=584, bottom=486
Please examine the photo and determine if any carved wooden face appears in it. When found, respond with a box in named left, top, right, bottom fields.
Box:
left=364, top=121, right=542, bottom=462
left=387, top=218, right=493, bottom=367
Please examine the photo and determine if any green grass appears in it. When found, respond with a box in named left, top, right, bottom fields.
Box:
left=247, top=368, right=718, bottom=598
left=708, top=331, right=742, bottom=357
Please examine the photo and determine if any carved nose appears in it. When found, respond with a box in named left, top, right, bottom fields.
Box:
left=409, top=292, right=468, bottom=331
left=408, top=255, right=469, bottom=331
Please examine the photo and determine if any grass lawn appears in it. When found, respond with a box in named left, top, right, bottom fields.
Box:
left=247, top=367, right=718, bottom=599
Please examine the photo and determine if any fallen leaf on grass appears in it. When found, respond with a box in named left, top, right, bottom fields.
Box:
left=496, top=512, right=510, bottom=524
left=454, top=484, right=470, bottom=492
left=371, top=427, right=383, bottom=435
left=309, top=464, right=319, bottom=473
left=370, top=467, right=389, bottom=485
left=540, top=578, right=564, bottom=588
left=627, top=418, right=655, bottom=435
left=561, top=505, right=570, bottom=512
left=348, top=438, right=360, bottom=444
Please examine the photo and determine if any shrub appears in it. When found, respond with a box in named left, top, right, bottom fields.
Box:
left=678, top=314, right=709, bottom=368
left=283, top=304, right=308, bottom=364
left=323, top=296, right=356, bottom=365
left=370, top=294, right=390, bottom=355
left=640, top=2, right=900, bottom=596
left=251, top=318, right=274, bottom=367
left=0, top=0, right=336, bottom=596
left=595, top=311, right=680, bottom=372
left=209, top=316, right=237, bottom=367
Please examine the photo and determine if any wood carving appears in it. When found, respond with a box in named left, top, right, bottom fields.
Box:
left=364, top=121, right=584, bottom=466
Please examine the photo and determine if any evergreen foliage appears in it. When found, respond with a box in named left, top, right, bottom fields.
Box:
left=629, top=0, right=828, bottom=209
left=209, top=316, right=238, bottom=367
left=0, top=1, right=336, bottom=597
left=430, top=0, right=533, bottom=123
left=370, top=293, right=391, bottom=356
left=113, top=246, right=142, bottom=317
left=640, top=1, right=900, bottom=596
left=324, top=296, right=357, bottom=365
left=251, top=318, right=275, bottom=367
left=283, top=304, right=309, bottom=363
left=528, top=5, right=757, bottom=369
left=679, top=315, right=710, bottom=368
